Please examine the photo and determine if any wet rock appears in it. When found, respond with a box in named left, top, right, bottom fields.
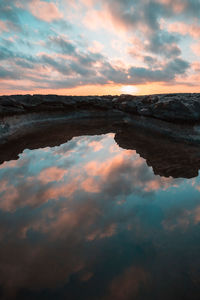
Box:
left=0, top=114, right=200, bottom=179
left=1, top=93, right=200, bottom=123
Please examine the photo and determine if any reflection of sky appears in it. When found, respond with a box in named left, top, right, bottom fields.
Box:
left=1, top=134, right=200, bottom=299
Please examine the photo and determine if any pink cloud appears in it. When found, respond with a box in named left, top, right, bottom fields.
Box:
left=38, top=166, right=67, bottom=183
left=192, top=61, right=200, bottom=72
left=86, top=223, right=117, bottom=241
left=29, top=0, right=63, bottom=22
left=80, top=0, right=94, bottom=7
left=88, top=140, right=103, bottom=152
left=156, top=0, right=186, bottom=13
left=82, top=7, right=128, bottom=35
left=81, top=178, right=100, bottom=193
left=0, top=186, right=19, bottom=212
left=191, top=43, right=200, bottom=56
left=44, top=176, right=81, bottom=200
left=0, top=181, right=8, bottom=193
left=0, top=20, right=8, bottom=33
left=108, top=266, right=149, bottom=300
left=88, top=41, right=104, bottom=53
left=168, top=22, right=200, bottom=38
left=162, top=204, right=200, bottom=231
left=144, top=177, right=177, bottom=192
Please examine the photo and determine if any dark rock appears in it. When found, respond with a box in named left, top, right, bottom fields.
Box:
left=115, top=126, right=200, bottom=179
left=0, top=115, right=200, bottom=179
left=1, top=93, right=200, bottom=123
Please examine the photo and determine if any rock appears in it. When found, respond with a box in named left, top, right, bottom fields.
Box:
left=1, top=93, right=200, bottom=122
left=0, top=115, right=200, bottom=179
left=115, top=126, right=200, bottom=179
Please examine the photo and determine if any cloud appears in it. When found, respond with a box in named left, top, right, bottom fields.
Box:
left=0, top=0, right=198, bottom=93
left=0, top=20, right=9, bottom=33
left=191, top=43, right=200, bottom=57
left=0, top=133, right=195, bottom=298
left=38, top=166, right=68, bottom=183
left=168, top=22, right=200, bottom=38
left=128, top=58, right=189, bottom=84
left=108, top=266, right=149, bottom=300
left=0, top=66, right=20, bottom=79
left=28, top=0, right=63, bottom=22
left=0, top=0, right=22, bottom=31
left=46, top=35, right=76, bottom=54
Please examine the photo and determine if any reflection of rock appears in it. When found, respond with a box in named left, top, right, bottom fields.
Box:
left=0, top=111, right=124, bottom=164
left=115, top=126, right=200, bottom=178
left=1, top=113, right=200, bottom=178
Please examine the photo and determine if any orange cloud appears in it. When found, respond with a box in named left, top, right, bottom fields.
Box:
left=88, top=40, right=104, bottom=53
left=168, top=22, right=200, bottom=38
left=86, top=223, right=117, bottom=241
left=38, top=166, right=67, bottom=183
left=108, top=266, right=149, bottom=300
left=156, top=0, right=186, bottom=13
left=88, top=141, right=103, bottom=152
left=191, top=43, right=200, bottom=56
left=0, top=186, right=19, bottom=212
left=81, top=177, right=100, bottom=193
left=0, top=180, right=8, bottom=193
left=0, top=20, right=8, bottom=33
left=29, top=0, right=63, bottom=22
left=144, top=178, right=178, bottom=192
left=43, top=175, right=81, bottom=201
left=82, top=6, right=128, bottom=36
left=192, top=61, right=200, bottom=72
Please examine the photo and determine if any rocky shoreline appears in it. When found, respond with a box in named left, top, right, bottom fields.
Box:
left=1, top=93, right=200, bottom=122
left=1, top=93, right=200, bottom=178
left=1, top=93, right=200, bottom=144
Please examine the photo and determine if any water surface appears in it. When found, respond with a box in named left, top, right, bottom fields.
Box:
left=0, top=133, right=200, bottom=299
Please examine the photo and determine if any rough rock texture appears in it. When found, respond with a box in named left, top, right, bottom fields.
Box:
left=1, top=93, right=200, bottom=145
left=1, top=93, right=200, bottom=179
left=0, top=117, right=200, bottom=178
left=1, top=93, right=200, bottom=122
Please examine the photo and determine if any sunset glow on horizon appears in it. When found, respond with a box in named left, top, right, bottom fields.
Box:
left=0, top=0, right=200, bottom=95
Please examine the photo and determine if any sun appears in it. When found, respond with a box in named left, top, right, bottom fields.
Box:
left=120, top=85, right=138, bottom=94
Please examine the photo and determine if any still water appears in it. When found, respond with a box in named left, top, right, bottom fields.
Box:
left=0, top=133, right=200, bottom=299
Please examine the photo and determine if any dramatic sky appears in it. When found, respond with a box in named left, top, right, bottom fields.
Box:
left=0, top=0, right=200, bottom=95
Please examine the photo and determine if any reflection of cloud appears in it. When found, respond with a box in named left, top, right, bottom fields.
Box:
left=0, top=133, right=192, bottom=298
left=81, top=177, right=100, bottom=193
left=0, top=186, right=19, bottom=212
left=38, top=166, right=67, bottom=183
left=144, top=177, right=178, bottom=192
left=0, top=134, right=180, bottom=213
left=88, top=141, right=103, bottom=152
left=86, top=223, right=117, bottom=241
left=108, top=266, right=149, bottom=300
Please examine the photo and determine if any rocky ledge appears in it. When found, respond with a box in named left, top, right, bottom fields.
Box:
left=0, top=93, right=200, bottom=122
left=1, top=93, right=200, bottom=145
left=0, top=116, right=200, bottom=179
left=1, top=93, right=200, bottom=178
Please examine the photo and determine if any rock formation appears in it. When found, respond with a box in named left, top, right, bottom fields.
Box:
left=1, top=93, right=200, bottom=178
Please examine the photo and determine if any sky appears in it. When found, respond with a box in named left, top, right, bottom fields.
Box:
left=0, top=0, right=200, bottom=95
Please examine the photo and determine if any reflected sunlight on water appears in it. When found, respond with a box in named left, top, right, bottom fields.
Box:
left=0, top=133, right=200, bottom=299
